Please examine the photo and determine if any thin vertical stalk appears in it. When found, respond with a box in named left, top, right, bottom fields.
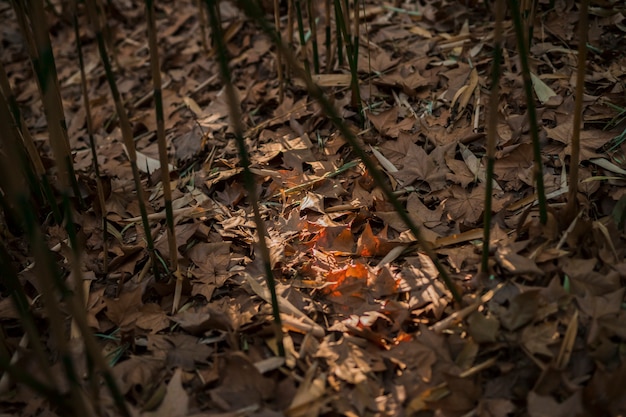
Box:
left=236, top=0, right=463, bottom=304
left=482, top=0, right=505, bottom=273
left=324, top=0, right=332, bottom=72
left=287, top=0, right=295, bottom=49
left=295, top=0, right=311, bottom=75
left=333, top=0, right=360, bottom=111
left=0, top=112, right=90, bottom=417
left=351, top=0, right=361, bottom=114
left=85, top=0, right=159, bottom=278
left=307, top=0, right=320, bottom=73
left=0, top=88, right=130, bottom=416
left=0, top=106, right=55, bottom=386
left=146, top=0, right=183, bottom=313
left=14, top=0, right=84, bottom=208
left=566, top=0, right=589, bottom=216
left=333, top=0, right=343, bottom=65
left=0, top=327, right=69, bottom=412
left=73, top=5, right=109, bottom=272
left=204, top=0, right=285, bottom=356
left=195, top=0, right=210, bottom=52
left=508, top=0, right=548, bottom=224
left=274, top=0, right=284, bottom=101
left=0, top=62, right=48, bottom=204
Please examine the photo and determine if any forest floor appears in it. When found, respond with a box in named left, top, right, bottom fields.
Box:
left=1, top=0, right=626, bottom=416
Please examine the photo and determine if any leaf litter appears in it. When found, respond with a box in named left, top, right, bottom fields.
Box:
left=1, top=0, right=626, bottom=416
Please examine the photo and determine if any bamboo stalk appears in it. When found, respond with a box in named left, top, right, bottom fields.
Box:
left=204, top=0, right=286, bottom=356
left=145, top=0, right=183, bottom=312
left=481, top=0, right=505, bottom=273
left=565, top=0, right=589, bottom=219
left=73, top=5, right=109, bottom=273
left=509, top=0, right=548, bottom=224
left=236, top=0, right=463, bottom=304
left=84, top=0, right=160, bottom=279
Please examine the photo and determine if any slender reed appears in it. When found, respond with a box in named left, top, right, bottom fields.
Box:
left=204, top=0, right=286, bottom=355
left=295, top=0, right=311, bottom=75
left=509, top=0, right=548, bottom=224
left=13, top=0, right=83, bottom=208
left=84, top=0, right=160, bottom=278
left=333, top=0, right=361, bottom=111
left=236, top=0, right=463, bottom=304
left=565, top=0, right=589, bottom=218
left=73, top=6, right=109, bottom=272
left=307, top=0, right=320, bottom=73
left=482, top=0, right=505, bottom=273
left=274, top=0, right=285, bottom=101
left=324, top=0, right=332, bottom=71
left=146, top=0, right=183, bottom=312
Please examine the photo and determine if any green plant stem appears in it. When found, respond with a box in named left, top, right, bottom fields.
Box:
left=333, top=0, right=343, bottom=66
left=482, top=0, right=505, bottom=273
left=295, top=0, right=311, bottom=75
left=307, top=0, right=320, bottom=73
left=237, top=0, right=462, bottom=304
left=324, top=0, right=332, bottom=71
left=509, top=0, right=548, bottom=225
left=274, top=0, right=284, bottom=101
left=16, top=0, right=85, bottom=211
left=204, top=0, right=285, bottom=356
left=73, top=7, right=109, bottom=272
left=146, top=0, right=184, bottom=312
left=85, top=0, right=160, bottom=279
left=566, top=0, right=589, bottom=214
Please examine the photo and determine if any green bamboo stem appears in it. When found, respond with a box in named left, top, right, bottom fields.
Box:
left=482, top=0, right=505, bottom=273
left=85, top=0, right=159, bottom=278
left=73, top=7, right=109, bottom=273
left=295, top=0, right=311, bottom=75
left=0, top=84, right=130, bottom=416
left=566, top=0, right=589, bottom=216
left=204, top=0, right=286, bottom=356
left=0, top=129, right=90, bottom=415
left=274, top=0, right=285, bottom=101
left=307, top=0, right=320, bottom=73
left=146, top=0, right=183, bottom=312
left=14, top=0, right=84, bottom=209
left=333, top=0, right=361, bottom=111
left=509, top=0, right=548, bottom=225
left=324, top=0, right=332, bottom=71
left=237, top=0, right=463, bottom=304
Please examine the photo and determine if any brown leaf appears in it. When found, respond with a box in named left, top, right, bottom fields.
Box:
left=142, top=369, right=189, bottom=417
left=104, top=285, right=144, bottom=328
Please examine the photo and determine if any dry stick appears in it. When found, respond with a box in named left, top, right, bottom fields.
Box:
left=566, top=0, right=589, bottom=217
left=146, top=0, right=183, bottom=313
left=73, top=7, right=109, bottom=273
left=274, top=0, right=285, bottom=102
left=481, top=0, right=505, bottom=273
left=237, top=0, right=463, bottom=304
left=84, top=0, right=159, bottom=279
left=204, top=0, right=285, bottom=356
